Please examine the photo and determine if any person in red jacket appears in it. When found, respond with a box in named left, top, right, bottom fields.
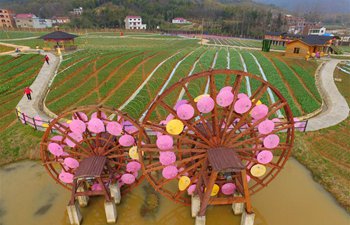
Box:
left=45, top=55, right=50, bottom=65
left=24, top=87, right=33, bottom=100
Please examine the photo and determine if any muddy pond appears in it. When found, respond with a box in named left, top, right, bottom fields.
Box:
left=0, top=158, right=349, bottom=225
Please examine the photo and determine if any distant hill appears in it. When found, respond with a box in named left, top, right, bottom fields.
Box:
left=253, top=0, right=350, bottom=13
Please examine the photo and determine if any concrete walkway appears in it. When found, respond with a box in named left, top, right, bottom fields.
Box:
left=306, top=59, right=349, bottom=131
left=16, top=52, right=60, bottom=121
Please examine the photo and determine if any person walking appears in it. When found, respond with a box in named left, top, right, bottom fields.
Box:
left=45, top=55, right=50, bottom=65
left=24, top=87, right=33, bottom=100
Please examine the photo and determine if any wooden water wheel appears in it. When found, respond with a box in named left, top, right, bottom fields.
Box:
left=40, top=105, right=148, bottom=195
left=137, top=69, right=295, bottom=219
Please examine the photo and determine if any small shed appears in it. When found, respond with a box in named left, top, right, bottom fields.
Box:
left=285, top=35, right=336, bottom=58
left=39, top=31, right=78, bottom=51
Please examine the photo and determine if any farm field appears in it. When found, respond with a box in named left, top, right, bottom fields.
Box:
left=0, top=53, right=44, bottom=164
left=207, top=36, right=286, bottom=50
left=43, top=44, right=322, bottom=119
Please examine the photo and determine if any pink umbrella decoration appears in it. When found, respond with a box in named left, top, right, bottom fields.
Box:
left=91, top=112, right=107, bottom=120
left=176, top=104, right=195, bottom=120
left=174, top=99, right=189, bottom=110
left=221, top=183, right=236, bottom=195
left=219, top=86, right=232, bottom=93
left=87, top=118, right=105, bottom=133
left=238, top=93, right=249, bottom=99
left=126, top=161, right=141, bottom=173
left=257, top=150, right=273, bottom=164
left=106, top=121, right=123, bottom=136
left=69, top=119, right=86, bottom=134
left=162, top=165, right=178, bottom=179
left=234, top=97, right=252, bottom=114
left=258, top=120, right=275, bottom=135
left=64, top=157, right=80, bottom=169
left=91, top=183, right=103, bottom=191
left=119, top=134, right=135, bottom=147
left=159, top=151, right=176, bottom=166
left=121, top=173, right=136, bottom=185
left=51, top=135, right=64, bottom=142
left=156, top=135, right=173, bottom=150
left=48, top=143, right=64, bottom=156
left=59, top=171, right=74, bottom=183
left=72, top=112, right=88, bottom=122
left=263, top=134, right=280, bottom=149
left=123, top=120, right=138, bottom=133
left=251, top=104, right=268, bottom=120
left=65, top=132, right=83, bottom=148
left=187, top=184, right=196, bottom=195
left=216, top=90, right=234, bottom=107
left=197, top=96, right=215, bottom=113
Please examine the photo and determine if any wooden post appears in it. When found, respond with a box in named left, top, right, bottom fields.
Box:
left=241, top=170, right=252, bottom=213
left=198, top=170, right=218, bottom=216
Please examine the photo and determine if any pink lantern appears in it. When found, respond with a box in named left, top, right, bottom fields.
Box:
left=187, top=184, right=196, bottom=195
left=177, top=104, right=195, bottom=120
left=263, top=134, right=280, bottom=149
left=87, top=118, right=105, bottom=133
left=165, top=114, right=175, bottom=123
left=197, top=96, right=215, bottom=113
left=48, top=143, right=63, bottom=156
left=159, top=151, right=176, bottom=166
left=121, top=173, right=136, bottom=184
left=251, top=104, right=268, bottom=120
left=258, top=120, right=275, bottom=135
left=221, top=183, right=236, bottom=195
left=59, top=171, right=74, bottom=183
left=123, top=120, right=138, bottom=133
left=65, top=132, right=83, bottom=148
left=69, top=119, right=86, bottom=134
left=174, top=99, right=189, bottom=110
left=156, top=135, right=173, bottom=150
left=119, top=134, right=135, bottom=147
left=106, top=121, right=123, bottom=136
left=51, top=135, right=63, bottom=142
left=91, top=112, right=107, bottom=120
left=91, top=183, right=103, bottom=191
left=234, top=97, right=252, bottom=114
left=126, top=161, right=141, bottom=173
left=219, top=86, right=233, bottom=93
left=64, top=157, right=80, bottom=169
left=216, top=90, right=234, bottom=107
left=72, top=112, right=88, bottom=122
left=238, top=93, right=249, bottom=99
left=162, top=165, right=178, bottom=179
left=257, top=150, right=273, bottom=164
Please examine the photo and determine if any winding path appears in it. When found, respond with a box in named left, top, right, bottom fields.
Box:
left=306, top=59, right=349, bottom=131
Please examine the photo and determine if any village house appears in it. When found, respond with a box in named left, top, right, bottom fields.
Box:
left=14, top=14, right=52, bottom=28
left=124, top=16, right=146, bottom=30
left=70, top=7, right=83, bottom=16
left=0, top=9, right=15, bottom=28
left=285, top=35, right=338, bottom=58
left=172, top=17, right=190, bottom=24
left=264, top=32, right=304, bottom=47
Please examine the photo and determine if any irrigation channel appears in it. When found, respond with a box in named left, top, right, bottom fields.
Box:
left=0, top=158, right=348, bottom=225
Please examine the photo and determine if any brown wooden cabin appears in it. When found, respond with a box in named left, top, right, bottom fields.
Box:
left=264, top=32, right=304, bottom=47
left=285, top=35, right=337, bottom=58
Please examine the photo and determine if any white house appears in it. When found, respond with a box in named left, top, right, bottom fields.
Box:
left=308, top=27, right=326, bottom=36
left=172, top=17, right=190, bottom=24
left=124, top=16, right=146, bottom=30
left=71, top=7, right=83, bottom=16
left=14, top=14, right=52, bottom=28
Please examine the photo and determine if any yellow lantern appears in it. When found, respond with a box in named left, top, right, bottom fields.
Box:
left=129, top=146, right=139, bottom=160
left=166, top=119, right=184, bottom=135
left=250, top=164, right=266, bottom=177
left=178, top=176, right=191, bottom=191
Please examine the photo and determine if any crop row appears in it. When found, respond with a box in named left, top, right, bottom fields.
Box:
left=251, top=52, right=301, bottom=116
left=290, top=64, right=321, bottom=101
left=272, top=58, right=320, bottom=114
left=123, top=49, right=193, bottom=119
left=0, top=54, right=36, bottom=74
